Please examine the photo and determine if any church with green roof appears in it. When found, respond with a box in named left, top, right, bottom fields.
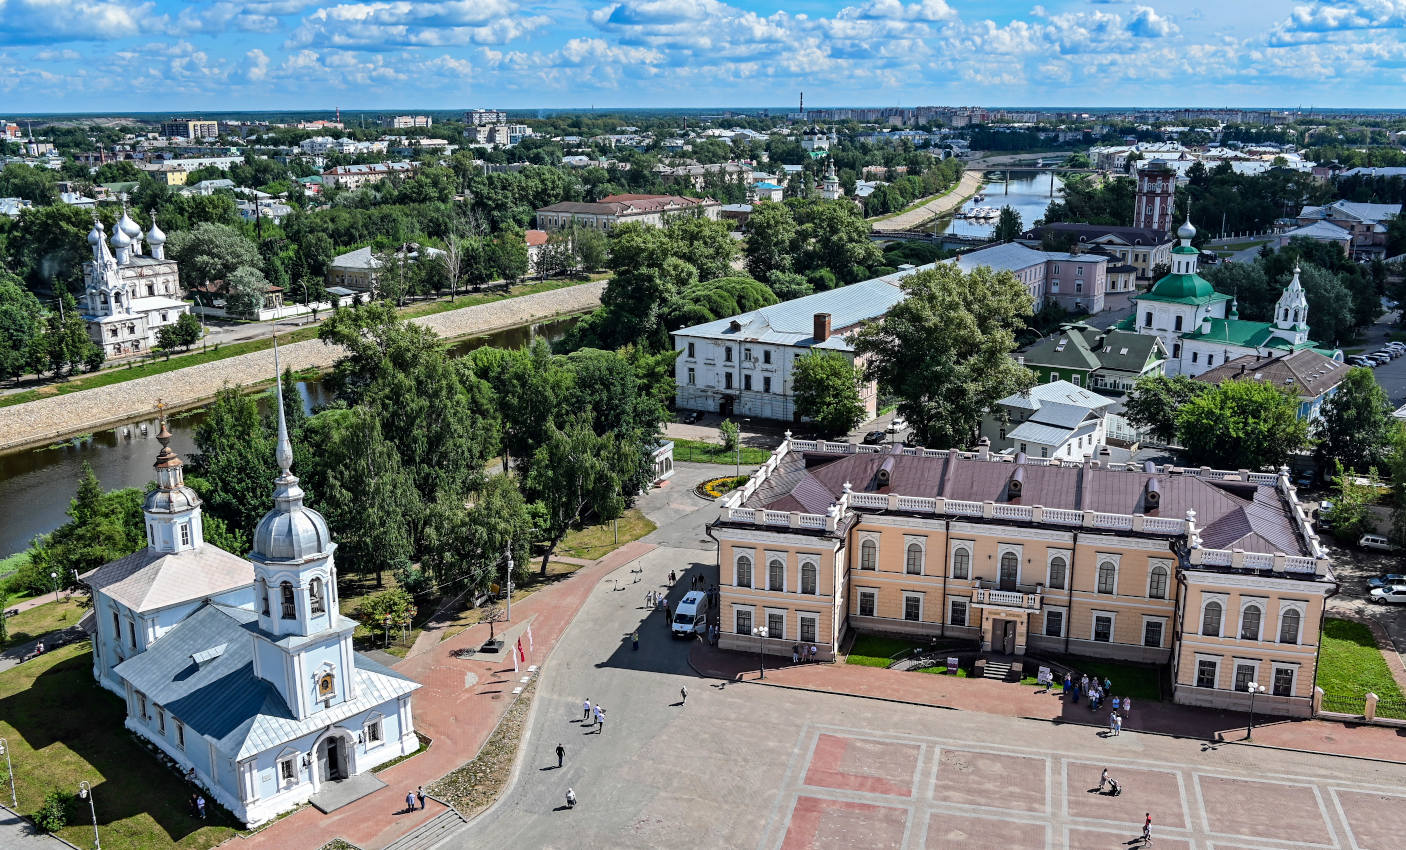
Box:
left=1119, top=219, right=1340, bottom=376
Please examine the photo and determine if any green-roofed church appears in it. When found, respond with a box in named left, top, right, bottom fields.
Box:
left=1122, top=219, right=1340, bottom=376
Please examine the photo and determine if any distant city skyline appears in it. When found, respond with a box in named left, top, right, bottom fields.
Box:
left=2, top=0, right=1405, bottom=113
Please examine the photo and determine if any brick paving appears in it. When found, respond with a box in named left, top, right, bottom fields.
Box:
left=689, top=643, right=1406, bottom=764
left=234, top=538, right=654, bottom=850
left=0, top=282, right=604, bottom=452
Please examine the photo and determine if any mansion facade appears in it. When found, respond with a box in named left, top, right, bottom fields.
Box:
left=712, top=436, right=1335, bottom=718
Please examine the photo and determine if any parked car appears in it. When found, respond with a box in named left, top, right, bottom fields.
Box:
left=679, top=410, right=702, bottom=425
left=1360, top=535, right=1395, bottom=552
left=888, top=416, right=907, bottom=432
left=862, top=430, right=888, bottom=445
left=1370, top=585, right=1406, bottom=604
left=1367, top=572, right=1406, bottom=588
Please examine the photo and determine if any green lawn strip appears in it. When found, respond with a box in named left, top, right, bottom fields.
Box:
left=395, top=278, right=587, bottom=320
left=1062, top=659, right=1161, bottom=702
left=1, top=550, right=31, bottom=576
left=2, top=598, right=86, bottom=650
left=865, top=177, right=970, bottom=224
left=557, top=508, right=656, bottom=561
left=428, top=679, right=536, bottom=818
left=845, top=634, right=924, bottom=667
left=671, top=438, right=772, bottom=465
left=0, top=642, right=239, bottom=849
left=916, top=666, right=968, bottom=677
left=1319, top=618, right=1406, bottom=718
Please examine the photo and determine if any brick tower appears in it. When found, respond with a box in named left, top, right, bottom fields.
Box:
left=1134, top=159, right=1175, bottom=233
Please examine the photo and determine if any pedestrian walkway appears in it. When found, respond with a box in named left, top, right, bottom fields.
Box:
left=689, top=643, right=1406, bottom=764
left=236, top=539, right=656, bottom=850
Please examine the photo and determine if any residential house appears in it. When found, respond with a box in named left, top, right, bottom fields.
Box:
left=326, top=243, right=444, bottom=294
left=1275, top=220, right=1353, bottom=255
left=1019, top=323, right=1167, bottom=392
left=712, top=435, right=1334, bottom=718
left=320, top=161, right=418, bottom=190
left=1296, top=200, right=1401, bottom=259
left=1016, top=223, right=1173, bottom=290
left=954, top=242, right=1109, bottom=315
left=1194, top=349, right=1350, bottom=422
left=980, top=380, right=1115, bottom=460
left=535, top=194, right=721, bottom=231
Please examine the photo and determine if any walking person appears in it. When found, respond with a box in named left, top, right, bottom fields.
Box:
left=417, top=786, right=426, bottom=809
left=1114, top=714, right=1123, bottom=736
left=583, top=698, right=592, bottom=722
left=556, top=743, right=565, bottom=768
left=405, top=791, right=415, bottom=814
left=566, top=787, right=576, bottom=809
left=595, top=705, right=605, bottom=733
left=1104, top=676, right=1112, bottom=694
left=1099, top=768, right=1109, bottom=792
left=1080, top=674, right=1089, bottom=692
left=793, top=644, right=800, bottom=664
left=632, top=630, right=639, bottom=651
left=1063, top=672, right=1073, bottom=697
left=1123, top=696, right=1132, bottom=719
left=680, top=685, right=688, bottom=705
left=196, top=795, right=206, bottom=819
left=1143, top=812, right=1153, bottom=844
left=810, top=644, right=818, bottom=663
left=1108, top=711, right=1117, bottom=736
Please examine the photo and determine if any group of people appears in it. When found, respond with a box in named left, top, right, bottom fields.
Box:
left=1063, top=673, right=1131, bottom=715
left=791, top=644, right=820, bottom=664
left=402, top=786, right=427, bottom=813
left=582, top=698, right=606, bottom=732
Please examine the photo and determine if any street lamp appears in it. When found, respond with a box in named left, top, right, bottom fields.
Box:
left=505, top=546, right=514, bottom=622
left=192, top=294, right=208, bottom=353
left=50, top=572, right=59, bottom=604
left=77, top=781, right=99, bottom=849
left=752, top=625, right=768, bottom=679
left=1245, top=680, right=1267, bottom=740
left=0, top=737, right=16, bottom=807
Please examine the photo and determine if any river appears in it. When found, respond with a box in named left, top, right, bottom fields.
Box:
left=932, top=170, right=1064, bottom=238
left=0, top=315, right=579, bottom=558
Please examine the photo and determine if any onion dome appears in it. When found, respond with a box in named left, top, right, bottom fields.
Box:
left=110, top=226, right=132, bottom=250
left=1177, top=219, right=1196, bottom=242
left=143, top=418, right=200, bottom=514
left=146, top=213, right=166, bottom=246
left=118, top=207, right=142, bottom=240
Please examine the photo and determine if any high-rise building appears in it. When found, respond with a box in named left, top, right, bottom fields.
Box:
left=1134, top=159, right=1176, bottom=232
left=161, top=119, right=219, bottom=139
left=466, top=109, right=507, bottom=126
left=384, top=115, right=432, bottom=129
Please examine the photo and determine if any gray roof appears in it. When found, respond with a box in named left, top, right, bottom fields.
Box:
left=114, top=604, right=418, bottom=759
left=330, top=245, right=444, bottom=271
left=1006, top=419, right=1081, bottom=446
left=671, top=264, right=935, bottom=351
left=1018, top=223, right=1170, bottom=246
left=1281, top=220, right=1352, bottom=241
left=998, top=380, right=1115, bottom=415
left=953, top=243, right=1107, bottom=276
left=1298, top=200, right=1401, bottom=224
left=82, top=545, right=253, bottom=614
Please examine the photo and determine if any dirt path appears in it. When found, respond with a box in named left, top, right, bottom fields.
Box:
left=0, top=282, right=605, bottom=452
left=869, top=169, right=985, bottom=232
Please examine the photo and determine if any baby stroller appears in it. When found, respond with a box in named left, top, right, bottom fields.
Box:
left=1108, top=778, right=1123, bottom=797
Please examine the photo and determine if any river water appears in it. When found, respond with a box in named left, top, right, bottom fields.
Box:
left=0, top=315, right=579, bottom=557
left=932, top=170, right=1064, bottom=238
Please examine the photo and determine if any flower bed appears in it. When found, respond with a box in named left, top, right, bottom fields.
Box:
left=697, top=475, right=750, bottom=499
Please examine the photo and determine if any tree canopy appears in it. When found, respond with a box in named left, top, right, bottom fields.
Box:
left=1176, top=379, right=1310, bottom=470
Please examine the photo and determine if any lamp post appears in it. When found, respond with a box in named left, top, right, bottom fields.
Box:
left=77, top=781, right=99, bottom=849
left=752, top=625, right=768, bottom=679
left=1245, top=680, right=1267, bottom=740
left=192, top=294, right=208, bottom=353
left=505, top=546, right=514, bottom=622
left=50, top=572, right=59, bottom=604
left=0, top=736, right=16, bottom=807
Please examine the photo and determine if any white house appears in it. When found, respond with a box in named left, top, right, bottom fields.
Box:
left=81, top=377, right=418, bottom=827
left=980, top=380, right=1115, bottom=460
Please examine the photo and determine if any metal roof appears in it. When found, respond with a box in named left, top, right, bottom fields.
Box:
left=82, top=545, right=254, bottom=614
left=114, top=604, right=418, bottom=759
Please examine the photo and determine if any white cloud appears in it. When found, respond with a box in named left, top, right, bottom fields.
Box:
left=1127, top=6, right=1177, bottom=38
left=245, top=47, right=270, bottom=80
left=287, top=0, right=547, bottom=48
left=0, top=0, right=161, bottom=44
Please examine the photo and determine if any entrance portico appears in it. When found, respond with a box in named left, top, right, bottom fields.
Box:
left=972, top=582, right=1044, bottom=656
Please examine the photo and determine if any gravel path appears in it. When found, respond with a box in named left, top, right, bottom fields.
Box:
left=869, top=169, right=985, bottom=232
left=0, top=282, right=604, bottom=452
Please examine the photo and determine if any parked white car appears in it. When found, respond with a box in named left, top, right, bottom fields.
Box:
left=1370, top=585, right=1406, bottom=604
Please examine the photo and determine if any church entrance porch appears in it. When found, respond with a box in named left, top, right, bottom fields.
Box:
left=315, top=731, right=356, bottom=785
left=309, top=772, right=387, bottom=814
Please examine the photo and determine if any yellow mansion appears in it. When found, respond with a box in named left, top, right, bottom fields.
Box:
left=710, top=435, right=1335, bottom=717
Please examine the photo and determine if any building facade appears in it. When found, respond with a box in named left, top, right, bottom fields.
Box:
left=384, top=115, right=432, bottom=128
left=321, top=161, right=418, bottom=190
left=80, top=206, right=189, bottom=360
left=535, top=194, right=721, bottom=231
left=980, top=380, right=1114, bottom=461
left=955, top=242, right=1109, bottom=314
left=712, top=436, right=1334, bottom=718
left=1134, top=160, right=1176, bottom=233
left=161, top=119, right=220, bottom=139
left=1018, top=323, right=1167, bottom=393
left=1295, top=200, right=1402, bottom=259
left=82, top=379, right=419, bottom=827
left=467, top=109, right=507, bottom=126
left=1016, top=223, right=1172, bottom=289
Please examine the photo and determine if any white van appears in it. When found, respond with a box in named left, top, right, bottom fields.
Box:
left=1360, top=534, right=1394, bottom=551
left=671, top=590, right=710, bottom=638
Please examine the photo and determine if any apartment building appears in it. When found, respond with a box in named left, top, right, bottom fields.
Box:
left=466, top=109, right=507, bottom=126
left=320, top=161, right=418, bottom=190
left=161, top=119, right=220, bottom=140
left=384, top=115, right=432, bottom=129
left=955, top=242, right=1109, bottom=315
left=712, top=436, right=1334, bottom=717
left=535, top=194, right=721, bottom=231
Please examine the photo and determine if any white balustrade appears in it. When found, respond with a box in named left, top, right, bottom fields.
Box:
left=1092, top=513, right=1133, bottom=530
left=797, top=514, right=826, bottom=529
left=1247, top=473, right=1280, bottom=485
left=946, top=500, right=984, bottom=516
left=1284, top=556, right=1319, bottom=573
left=1042, top=508, right=1084, bottom=525
left=790, top=440, right=819, bottom=451
left=896, top=496, right=937, bottom=512
left=1200, top=549, right=1233, bottom=566
left=1141, top=517, right=1185, bottom=534
left=1242, top=552, right=1275, bottom=569
left=729, top=508, right=756, bottom=523
left=992, top=504, right=1033, bottom=520
left=762, top=510, right=791, bottom=525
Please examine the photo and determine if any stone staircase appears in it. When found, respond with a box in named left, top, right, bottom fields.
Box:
left=982, top=659, right=1013, bottom=681
left=381, top=808, right=468, bottom=850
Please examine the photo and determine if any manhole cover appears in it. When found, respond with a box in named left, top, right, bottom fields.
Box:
left=491, top=694, right=502, bottom=700
left=463, top=671, right=479, bottom=689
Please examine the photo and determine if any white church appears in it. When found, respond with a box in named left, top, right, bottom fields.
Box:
left=80, top=201, right=190, bottom=360
left=1124, top=219, right=1340, bottom=376
left=81, top=367, right=420, bottom=826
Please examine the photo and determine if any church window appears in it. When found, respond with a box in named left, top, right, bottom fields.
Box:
left=175, top=720, right=185, bottom=749
left=281, top=582, right=296, bottom=619
left=1207, top=355, right=1214, bottom=367
left=1191, top=352, right=1199, bottom=364
left=128, top=620, right=137, bottom=649
left=1174, top=316, right=1182, bottom=331
left=310, top=578, right=326, bottom=615
left=1293, top=309, right=1299, bottom=323
left=179, top=524, right=190, bottom=547
left=365, top=718, right=383, bottom=745
left=1172, top=344, right=1181, bottom=358
left=1144, top=312, right=1153, bottom=328
left=280, top=758, right=296, bottom=782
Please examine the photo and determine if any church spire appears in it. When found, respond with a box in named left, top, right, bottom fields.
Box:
left=273, top=336, right=293, bottom=477
left=142, top=399, right=203, bottom=552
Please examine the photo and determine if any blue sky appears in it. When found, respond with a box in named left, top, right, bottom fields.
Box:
left=2, top=0, right=1405, bottom=112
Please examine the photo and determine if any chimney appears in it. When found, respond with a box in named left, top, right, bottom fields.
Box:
left=813, top=313, right=831, bottom=342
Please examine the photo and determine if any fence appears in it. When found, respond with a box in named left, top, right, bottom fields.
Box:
left=1319, top=691, right=1368, bottom=716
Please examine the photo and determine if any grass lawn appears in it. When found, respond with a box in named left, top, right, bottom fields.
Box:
left=557, top=508, right=656, bottom=561
left=845, top=635, right=924, bottom=667
left=1064, top=659, right=1162, bottom=702
left=1318, top=618, right=1406, bottom=717
left=0, top=550, right=31, bottom=578
left=917, top=665, right=968, bottom=677
left=2, top=598, right=85, bottom=650
left=395, top=278, right=589, bottom=320
left=671, top=438, right=772, bottom=466
left=0, top=642, right=240, bottom=849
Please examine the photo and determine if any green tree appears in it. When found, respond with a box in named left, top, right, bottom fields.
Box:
left=1321, top=462, right=1379, bottom=543
left=575, top=226, right=608, bottom=270
left=1315, top=366, right=1392, bottom=474
left=743, top=201, right=796, bottom=283
left=20, top=463, right=145, bottom=594
left=853, top=263, right=1035, bottom=448
left=0, top=271, right=44, bottom=382
left=793, top=200, right=883, bottom=283
left=662, top=276, right=778, bottom=331
left=190, top=387, right=276, bottom=536
left=993, top=206, right=1023, bottom=243
left=156, top=311, right=202, bottom=352
left=766, top=271, right=812, bottom=301
left=1176, top=379, right=1309, bottom=469
left=224, top=266, right=269, bottom=317
left=718, top=418, right=740, bottom=452
left=421, top=475, right=534, bottom=591
left=41, top=293, right=101, bottom=377
left=164, top=222, right=261, bottom=288
left=524, top=421, right=631, bottom=575
left=792, top=351, right=866, bottom=436
left=1122, top=374, right=1208, bottom=445
left=665, top=214, right=738, bottom=282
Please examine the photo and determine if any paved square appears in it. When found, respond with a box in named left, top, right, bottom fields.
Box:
left=931, top=748, right=1047, bottom=814
left=1065, top=761, right=1188, bottom=829
left=1332, top=789, right=1406, bottom=850
left=925, top=812, right=1047, bottom=849
left=804, top=733, right=921, bottom=797
left=780, top=796, right=909, bottom=850
left=1197, top=775, right=1334, bottom=846
left=1067, top=826, right=1193, bottom=849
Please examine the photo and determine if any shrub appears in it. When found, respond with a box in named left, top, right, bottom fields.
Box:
left=355, top=587, right=417, bottom=627
left=34, top=789, right=72, bottom=833
left=718, top=419, right=740, bottom=452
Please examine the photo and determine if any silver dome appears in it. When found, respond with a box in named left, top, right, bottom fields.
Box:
left=252, top=499, right=332, bottom=563
left=144, top=486, right=200, bottom=514
left=1177, top=219, right=1196, bottom=241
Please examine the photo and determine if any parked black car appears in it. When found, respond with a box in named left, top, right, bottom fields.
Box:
left=863, top=430, right=888, bottom=444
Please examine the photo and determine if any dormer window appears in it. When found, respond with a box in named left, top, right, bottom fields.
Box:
left=281, top=581, right=296, bottom=619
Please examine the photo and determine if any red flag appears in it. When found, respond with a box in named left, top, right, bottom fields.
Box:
left=516, top=637, right=526, bottom=663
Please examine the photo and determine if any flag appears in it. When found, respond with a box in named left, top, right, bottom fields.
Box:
left=512, top=647, right=518, bottom=673
left=516, top=637, right=525, bottom=664
left=527, top=625, right=534, bottom=654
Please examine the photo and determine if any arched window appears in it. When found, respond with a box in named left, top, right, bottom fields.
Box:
left=736, top=556, right=752, bottom=588
left=1047, top=556, right=1066, bottom=590
left=1279, top=608, right=1301, bottom=644
left=1149, top=565, right=1169, bottom=600
left=1202, top=600, right=1222, bottom=637
left=906, top=544, right=923, bottom=575
left=1240, top=604, right=1262, bottom=640
left=309, top=578, right=326, bottom=615
left=257, top=577, right=270, bottom=616
left=860, top=540, right=877, bottom=571
left=952, top=547, right=970, bottom=579
left=280, top=581, right=296, bottom=619
left=1172, top=343, right=1181, bottom=359
left=1144, top=312, right=1153, bottom=328
left=801, top=563, right=817, bottom=595
left=768, top=559, right=784, bottom=591
left=1292, top=309, right=1300, bottom=323
left=1096, top=561, right=1116, bottom=594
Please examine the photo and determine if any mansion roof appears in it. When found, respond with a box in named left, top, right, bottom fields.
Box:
left=81, top=545, right=253, bottom=613
left=1194, top=349, right=1349, bottom=398
left=538, top=194, right=719, bottom=217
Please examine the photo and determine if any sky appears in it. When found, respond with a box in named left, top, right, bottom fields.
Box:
left=2, top=0, right=1405, bottom=113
